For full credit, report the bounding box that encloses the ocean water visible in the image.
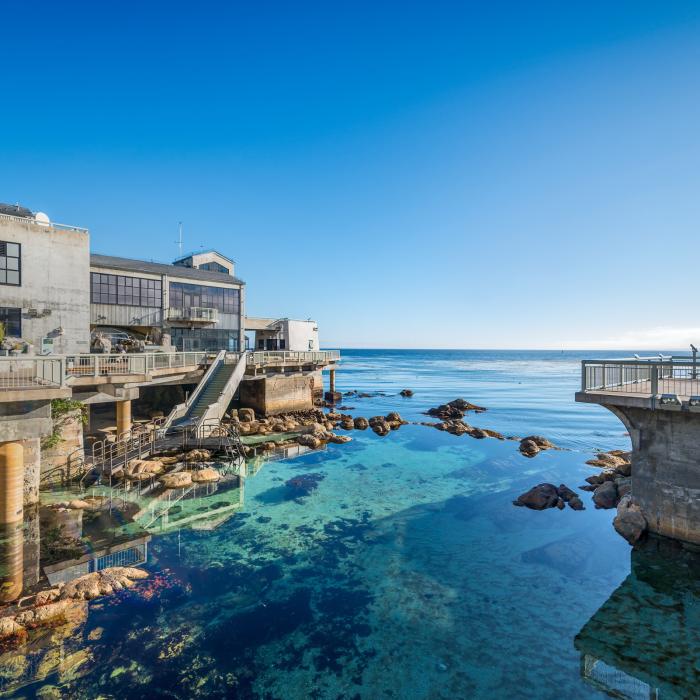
[2,349,698,699]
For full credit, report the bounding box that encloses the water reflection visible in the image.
[0,443,281,695]
[575,536,700,699]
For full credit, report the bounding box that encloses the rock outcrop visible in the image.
[518,436,557,458]
[613,495,648,544]
[426,398,486,421]
[160,472,192,489]
[513,482,584,511]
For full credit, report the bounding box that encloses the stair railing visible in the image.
[161,350,225,432]
[195,351,247,434]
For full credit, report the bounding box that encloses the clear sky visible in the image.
[2,1,699,349]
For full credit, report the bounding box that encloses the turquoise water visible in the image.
[3,349,698,698]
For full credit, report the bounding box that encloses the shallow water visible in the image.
[2,349,698,699]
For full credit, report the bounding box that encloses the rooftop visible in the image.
[91,253,244,285]
[173,249,234,264]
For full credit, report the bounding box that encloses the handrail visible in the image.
[195,351,247,432]
[161,350,226,432]
[247,350,340,365]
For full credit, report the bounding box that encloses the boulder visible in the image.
[297,434,322,449]
[353,417,369,430]
[613,495,648,545]
[593,480,618,509]
[184,449,212,462]
[0,616,26,641]
[329,434,352,444]
[238,408,255,422]
[324,391,342,403]
[59,567,148,601]
[399,389,413,397]
[568,496,585,511]
[557,484,577,502]
[160,472,193,489]
[519,439,540,458]
[385,412,403,423]
[513,483,560,510]
[341,419,354,430]
[191,467,221,483]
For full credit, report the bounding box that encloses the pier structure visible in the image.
[576,354,700,544]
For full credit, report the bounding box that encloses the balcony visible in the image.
[167,306,219,323]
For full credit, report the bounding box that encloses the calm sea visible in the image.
[3,349,697,699]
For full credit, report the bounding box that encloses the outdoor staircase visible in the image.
[163,350,247,434]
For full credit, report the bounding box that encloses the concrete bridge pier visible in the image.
[604,405,700,544]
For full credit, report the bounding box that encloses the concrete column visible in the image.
[0,521,23,603]
[0,441,24,526]
[329,368,336,394]
[116,399,132,436]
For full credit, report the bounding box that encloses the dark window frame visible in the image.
[91,272,162,308]
[0,307,21,336]
[0,241,21,286]
[169,282,240,314]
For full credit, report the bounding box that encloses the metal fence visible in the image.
[65,351,209,377]
[581,356,700,397]
[0,356,65,389]
[247,350,340,365]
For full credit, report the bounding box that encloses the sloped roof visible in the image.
[91,253,244,285]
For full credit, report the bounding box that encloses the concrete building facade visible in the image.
[0,211,90,355]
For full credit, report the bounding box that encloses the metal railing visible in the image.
[65,351,209,378]
[247,350,340,365]
[581,355,700,397]
[167,306,219,323]
[0,356,65,389]
[0,210,88,233]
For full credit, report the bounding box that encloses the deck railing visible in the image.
[581,356,700,397]
[65,351,209,377]
[0,211,88,233]
[247,350,340,365]
[0,356,66,389]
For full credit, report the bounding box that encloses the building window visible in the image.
[199,261,230,274]
[171,328,239,352]
[169,282,240,314]
[91,273,162,307]
[0,307,21,336]
[0,241,21,286]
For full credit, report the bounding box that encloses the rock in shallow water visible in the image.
[592,480,618,509]
[513,483,560,510]
[613,495,648,544]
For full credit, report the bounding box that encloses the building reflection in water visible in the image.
[575,535,700,700]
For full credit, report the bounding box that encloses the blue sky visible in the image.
[2,1,699,348]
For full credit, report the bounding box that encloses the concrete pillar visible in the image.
[329,368,336,394]
[0,521,23,603]
[0,441,24,602]
[0,441,24,526]
[116,399,132,436]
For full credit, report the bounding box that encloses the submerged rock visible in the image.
[285,473,325,497]
[353,417,369,430]
[399,389,414,397]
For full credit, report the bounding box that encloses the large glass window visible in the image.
[169,282,239,314]
[91,273,162,307]
[0,307,21,336]
[0,241,21,286]
[171,328,239,352]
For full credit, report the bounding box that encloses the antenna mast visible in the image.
[177,221,183,257]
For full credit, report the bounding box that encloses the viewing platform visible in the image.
[576,355,700,409]
[576,353,700,545]
[0,349,340,397]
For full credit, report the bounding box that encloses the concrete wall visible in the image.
[41,409,85,476]
[612,405,700,544]
[0,217,90,354]
[239,373,315,415]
